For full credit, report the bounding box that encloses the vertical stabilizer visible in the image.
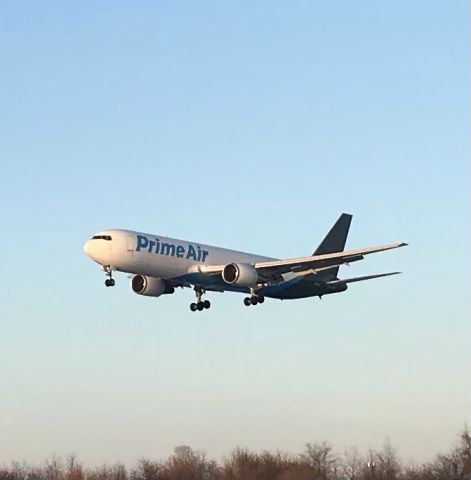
[313,213,352,277]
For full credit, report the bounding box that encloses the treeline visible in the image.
[1,428,469,480]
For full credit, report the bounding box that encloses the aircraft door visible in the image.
[126,235,135,256]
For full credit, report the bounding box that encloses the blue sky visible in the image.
[0,0,468,466]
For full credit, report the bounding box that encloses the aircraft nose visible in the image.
[83,240,93,257]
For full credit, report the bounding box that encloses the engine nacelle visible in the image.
[131,275,175,297]
[222,263,259,287]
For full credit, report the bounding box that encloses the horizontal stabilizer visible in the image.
[327,272,401,285]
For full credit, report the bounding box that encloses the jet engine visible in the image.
[131,275,175,297]
[222,263,259,287]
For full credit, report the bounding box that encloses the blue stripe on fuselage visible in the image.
[174,273,249,293]
[174,271,336,299]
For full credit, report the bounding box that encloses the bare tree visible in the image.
[130,459,162,480]
[87,465,116,480]
[163,445,217,480]
[108,463,128,480]
[300,441,338,480]
[277,460,315,480]
[454,426,471,480]
[45,456,64,480]
[220,447,258,480]
[359,440,401,480]
[340,447,363,480]
[424,427,471,480]
[65,454,84,480]
[375,439,400,480]
[257,451,290,480]
[401,463,429,480]
[8,462,31,480]
[0,470,17,480]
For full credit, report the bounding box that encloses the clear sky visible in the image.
[0,0,469,466]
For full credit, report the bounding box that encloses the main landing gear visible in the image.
[103,266,115,287]
[243,291,265,306]
[190,286,211,312]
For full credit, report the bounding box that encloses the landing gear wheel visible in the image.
[203,300,211,309]
[243,295,265,306]
[190,302,197,312]
[103,266,115,287]
[197,301,204,311]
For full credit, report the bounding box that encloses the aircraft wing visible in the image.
[199,242,407,281]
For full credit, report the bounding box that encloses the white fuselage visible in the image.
[84,229,276,281]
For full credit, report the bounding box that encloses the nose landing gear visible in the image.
[103,266,115,287]
[190,286,211,312]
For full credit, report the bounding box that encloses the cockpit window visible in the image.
[92,235,112,241]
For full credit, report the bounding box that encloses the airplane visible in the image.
[83,213,407,312]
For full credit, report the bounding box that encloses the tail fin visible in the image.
[313,213,352,278]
